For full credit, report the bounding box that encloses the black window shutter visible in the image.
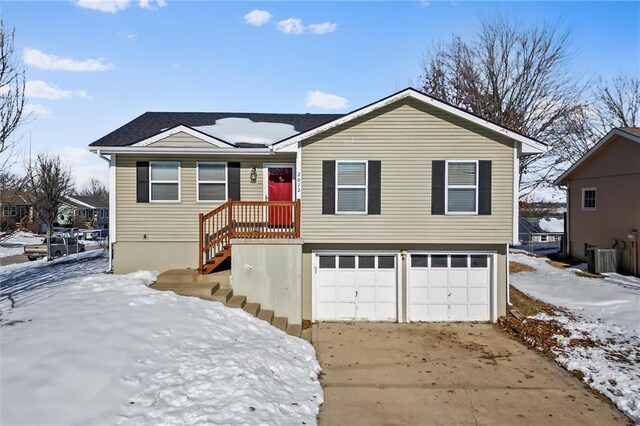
[136,161,149,203]
[431,160,445,215]
[368,160,381,215]
[478,160,492,215]
[322,160,335,214]
[228,162,241,200]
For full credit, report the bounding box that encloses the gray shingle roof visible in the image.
[89,112,344,147]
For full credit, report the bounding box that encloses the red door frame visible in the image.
[265,164,295,227]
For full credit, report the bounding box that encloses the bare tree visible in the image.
[77,178,108,202]
[595,75,640,130]
[420,16,588,195]
[0,19,26,173]
[24,154,73,260]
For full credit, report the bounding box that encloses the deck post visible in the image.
[227,198,233,241]
[295,200,301,237]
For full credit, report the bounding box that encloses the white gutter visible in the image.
[89,146,274,155]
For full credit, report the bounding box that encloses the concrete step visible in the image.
[300,328,312,342]
[257,309,274,324]
[154,282,220,298]
[226,295,247,309]
[211,288,233,303]
[243,302,261,317]
[272,316,288,332]
[208,269,231,288]
[155,269,220,286]
[286,324,302,337]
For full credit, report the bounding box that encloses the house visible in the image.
[518,217,564,243]
[0,191,33,230]
[89,88,547,325]
[555,127,640,277]
[57,196,109,229]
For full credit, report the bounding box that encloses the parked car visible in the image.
[85,229,109,240]
[24,236,85,261]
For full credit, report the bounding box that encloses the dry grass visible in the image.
[508,287,556,317]
[509,261,535,274]
[546,259,570,269]
[575,270,604,279]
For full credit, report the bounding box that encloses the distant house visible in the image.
[58,196,109,229]
[555,127,640,277]
[518,217,564,243]
[0,191,33,230]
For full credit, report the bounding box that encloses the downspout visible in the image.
[96,150,114,272]
[506,245,511,306]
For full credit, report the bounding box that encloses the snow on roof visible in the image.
[538,217,564,233]
[194,118,299,145]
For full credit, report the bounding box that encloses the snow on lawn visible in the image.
[510,252,640,422]
[1,253,323,425]
[510,252,640,331]
[0,231,43,258]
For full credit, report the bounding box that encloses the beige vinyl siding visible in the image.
[115,154,294,242]
[301,98,515,244]
[148,131,222,148]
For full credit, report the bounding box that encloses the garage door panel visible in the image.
[317,303,336,320]
[430,270,448,286]
[410,305,428,322]
[430,287,448,304]
[449,270,469,287]
[377,270,396,286]
[317,270,336,287]
[317,287,336,302]
[358,287,376,302]
[469,270,489,287]
[409,270,428,287]
[376,303,396,320]
[469,305,489,320]
[337,303,356,318]
[449,304,469,320]
[338,286,356,302]
[356,270,376,286]
[469,287,489,304]
[429,305,448,321]
[338,270,356,285]
[449,288,468,304]
[410,287,428,302]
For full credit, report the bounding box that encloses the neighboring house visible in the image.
[519,217,564,244]
[89,88,547,324]
[555,127,640,277]
[58,196,109,229]
[0,191,33,230]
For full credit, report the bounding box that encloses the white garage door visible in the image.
[409,253,491,321]
[315,254,398,321]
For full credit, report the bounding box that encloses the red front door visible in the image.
[267,167,293,226]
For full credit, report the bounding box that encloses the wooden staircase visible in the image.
[152,269,309,340]
[199,199,301,274]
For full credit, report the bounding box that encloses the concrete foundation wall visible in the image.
[231,239,303,324]
[114,241,198,274]
[301,243,507,321]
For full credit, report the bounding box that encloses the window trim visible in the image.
[335,160,368,215]
[581,187,596,211]
[196,161,228,203]
[445,160,478,215]
[149,161,181,203]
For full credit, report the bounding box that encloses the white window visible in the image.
[540,235,548,242]
[150,161,180,202]
[446,161,478,214]
[197,162,227,202]
[336,161,367,214]
[582,188,596,210]
[10,206,16,216]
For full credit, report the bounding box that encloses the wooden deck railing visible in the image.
[199,199,301,270]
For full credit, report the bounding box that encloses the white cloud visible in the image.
[277,18,304,35]
[277,18,338,35]
[421,1,430,7]
[75,0,130,13]
[24,104,52,118]
[305,90,348,110]
[62,146,109,190]
[25,81,72,100]
[74,0,166,13]
[138,0,167,10]
[23,48,113,72]
[244,10,272,26]
[306,22,337,35]
[119,30,138,40]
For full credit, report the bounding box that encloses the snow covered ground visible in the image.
[1,251,323,425]
[510,253,640,422]
[0,231,43,258]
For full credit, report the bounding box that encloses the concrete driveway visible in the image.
[313,323,629,426]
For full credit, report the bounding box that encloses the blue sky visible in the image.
[1,1,639,189]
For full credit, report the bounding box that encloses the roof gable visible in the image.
[273,88,548,154]
[554,128,640,185]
